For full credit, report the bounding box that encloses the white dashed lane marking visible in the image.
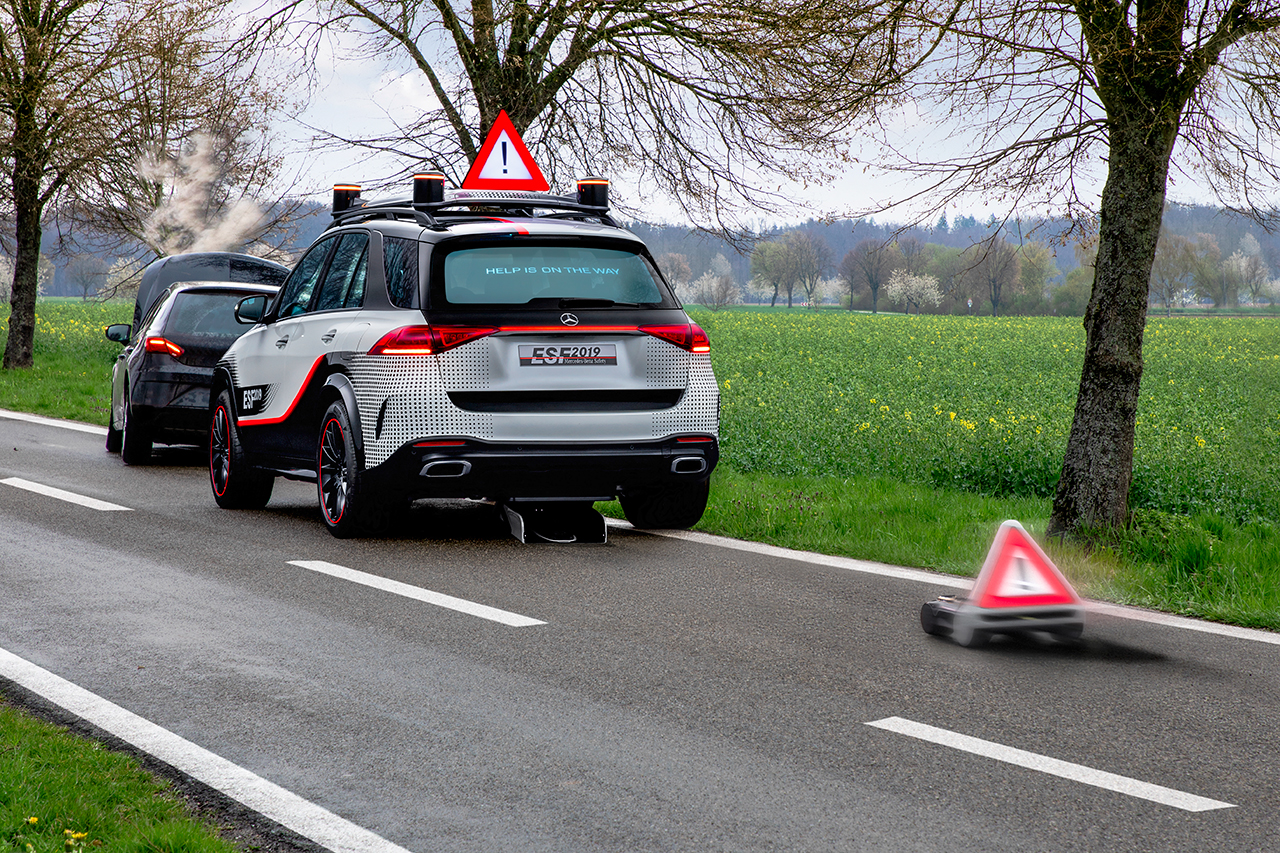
[866,717,1235,812]
[288,560,546,627]
[0,477,131,511]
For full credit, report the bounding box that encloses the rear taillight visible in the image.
[143,336,184,357]
[639,323,711,353]
[367,325,497,355]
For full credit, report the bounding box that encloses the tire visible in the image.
[318,400,371,538]
[620,478,710,530]
[920,602,941,635]
[1053,622,1085,642]
[120,399,152,465]
[952,620,990,649]
[209,390,274,509]
[105,407,122,453]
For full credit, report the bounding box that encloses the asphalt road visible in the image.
[0,411,1277,852]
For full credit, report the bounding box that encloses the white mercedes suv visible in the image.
[208,176,719,538]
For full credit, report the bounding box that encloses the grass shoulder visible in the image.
[0,701,239,853]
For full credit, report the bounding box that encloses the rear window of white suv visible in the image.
[442,245,665,305]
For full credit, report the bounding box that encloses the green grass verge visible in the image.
[0,702,237,853]
[0,300,128,426]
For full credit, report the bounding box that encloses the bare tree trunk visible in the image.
[1047,124,1173,535]
[4,98,42,370]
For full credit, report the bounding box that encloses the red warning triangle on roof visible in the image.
[460,110,549,191]
[968,520,1082,609]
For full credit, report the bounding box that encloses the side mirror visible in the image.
[105,323,130,344]
[235,294,269,324]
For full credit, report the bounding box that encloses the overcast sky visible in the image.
[277,28,1216,231]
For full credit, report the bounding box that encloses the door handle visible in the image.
[275,335,289,348]
[321,329,337,344]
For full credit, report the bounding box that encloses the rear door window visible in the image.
[312,233,369,312]
[440,244,667,306]
[384,236,419,308]
[277,237,335,318]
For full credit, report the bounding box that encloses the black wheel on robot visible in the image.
[920,602,942,635]
[951,619,990,649]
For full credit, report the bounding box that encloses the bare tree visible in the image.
[1018,241,1059,301]
[1230,251,1271,305]
[1188,234,1232,307]
[0,0,158,367]
[786,231,832,307]
[0,0,289,369]
[70,3,301,263]
[248,0,900,227]
[64,254,108,300]
[751,240,793,307]
[849,0,1280,535]
[839,240,899,313]
[656,253,693,299]
[1149,231,1194,315]
[963,238,1021,317]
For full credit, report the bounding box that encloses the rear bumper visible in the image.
[364,435,719,500]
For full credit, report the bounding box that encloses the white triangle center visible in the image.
[477,131,533,182]
[994,548,1056,597]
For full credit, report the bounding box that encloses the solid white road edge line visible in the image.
[0,646,414,853]
[607,520,1280,647]
[866,716,1235,812]
[0,407,107,435]
[288,560,546,627]
[0,477,130,511]
[604,519,970,590]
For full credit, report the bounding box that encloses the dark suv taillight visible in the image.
[143,336,184,357]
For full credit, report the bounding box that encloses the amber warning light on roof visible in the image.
[332,184,362,213]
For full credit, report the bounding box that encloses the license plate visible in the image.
[518,343,617,366]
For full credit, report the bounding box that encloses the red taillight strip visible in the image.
[144,336,184,357]
[675,436,715,443]
[237,355,326,427]
[368,325,498,355]
[497,325,640,334]
[690,324,711,353]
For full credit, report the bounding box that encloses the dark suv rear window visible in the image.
[163,291,260,343]
[441,245,666,306]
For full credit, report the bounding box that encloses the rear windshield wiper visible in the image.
[558,298,640,309]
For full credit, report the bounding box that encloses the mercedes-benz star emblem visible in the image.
[560,312,580,326]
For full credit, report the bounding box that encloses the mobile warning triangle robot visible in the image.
[921,520,1085,647]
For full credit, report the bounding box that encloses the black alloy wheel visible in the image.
[318,400,361,538]
[209,389,273,509]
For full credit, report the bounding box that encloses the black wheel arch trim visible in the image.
[322,372,364,457]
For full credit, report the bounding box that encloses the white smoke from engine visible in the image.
[140,133,266,256]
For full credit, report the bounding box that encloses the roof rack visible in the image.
[328,177,616,230]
